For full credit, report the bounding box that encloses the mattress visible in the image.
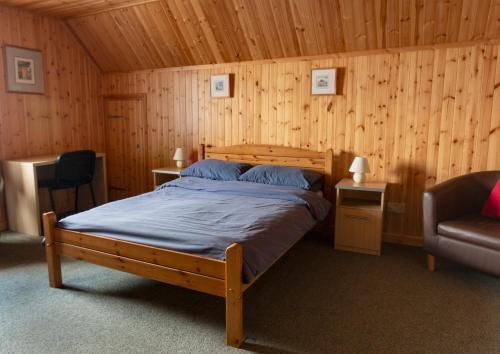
[59,177,331,282]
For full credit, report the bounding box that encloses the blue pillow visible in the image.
[180,159,252,181]
[239,164,323,190]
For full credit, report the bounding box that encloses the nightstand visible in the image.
[152,166,183,189]
[334,178,387,256]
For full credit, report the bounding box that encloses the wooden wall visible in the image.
[102,41,500,245]
[0,6,104,229]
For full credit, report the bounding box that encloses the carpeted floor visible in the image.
[1,232,500,354]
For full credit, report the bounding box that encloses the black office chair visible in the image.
[39,150,97,217]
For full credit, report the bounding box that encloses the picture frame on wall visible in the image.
[3,45,44,94]
[210,74,231,98]
[311,68,336,95]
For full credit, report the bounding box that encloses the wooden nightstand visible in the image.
[152,166,183,189]
[334,178,387,256]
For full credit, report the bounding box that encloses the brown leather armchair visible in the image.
[423,171,500,277]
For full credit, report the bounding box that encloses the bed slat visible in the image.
[55,242,226,297]
[54,229,226,279]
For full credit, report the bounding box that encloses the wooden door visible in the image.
[104,97,148,201]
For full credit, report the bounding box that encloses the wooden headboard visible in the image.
[198,144,333,200]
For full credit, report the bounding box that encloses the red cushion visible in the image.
[481,179,500,220]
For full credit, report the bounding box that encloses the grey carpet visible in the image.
[1,232,500,354]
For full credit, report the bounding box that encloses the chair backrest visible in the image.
[55,150,96,186]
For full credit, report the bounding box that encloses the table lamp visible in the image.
[349,156,370,183]
[173,147,187,168]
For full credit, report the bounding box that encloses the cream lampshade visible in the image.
[349,156,370,183]
[173,147,187,168]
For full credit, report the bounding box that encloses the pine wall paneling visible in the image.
[0,5,104,230]
[102,42,500,245]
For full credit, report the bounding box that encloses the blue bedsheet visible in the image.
[59,177,331,282]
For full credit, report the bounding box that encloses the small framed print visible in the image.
[311,68,336,95]
[210,74,230,98]
[3,45,44,94]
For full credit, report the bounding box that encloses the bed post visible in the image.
[225,243,243,347]
[43,212,62,288]
[198,144,205,161]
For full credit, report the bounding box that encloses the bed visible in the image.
[42,144,333,347]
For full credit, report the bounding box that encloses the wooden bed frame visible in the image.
[42,144,333,347]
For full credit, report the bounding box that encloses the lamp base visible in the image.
[352,172,366,184]
[176,160,185,168]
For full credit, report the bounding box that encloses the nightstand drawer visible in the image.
[335,207,383,255]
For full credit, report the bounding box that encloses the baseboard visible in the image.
[383,232,423,247]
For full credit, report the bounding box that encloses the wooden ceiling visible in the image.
[0,0,158,17]
[3,0,500,72]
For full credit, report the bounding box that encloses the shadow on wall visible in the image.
[387,162,426,236]
[328,150,355,240]
[335,67,347,95]
[334,150,355,183]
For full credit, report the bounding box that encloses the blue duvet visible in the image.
[59,177,331,282]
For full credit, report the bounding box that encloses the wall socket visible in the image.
[387,202,405,214]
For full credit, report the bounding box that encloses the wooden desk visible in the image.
[2,153,108,236]
[152,166,182,189]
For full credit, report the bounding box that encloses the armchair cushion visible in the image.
[481,179,500,220]
[438,214,500,251]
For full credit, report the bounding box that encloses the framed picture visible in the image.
[210,74,230,98]
[311,68,336,95]
[3,45,44,94]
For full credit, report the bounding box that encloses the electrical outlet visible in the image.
[387,202,405,214]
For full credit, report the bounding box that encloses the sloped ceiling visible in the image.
[3,0,500,72]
